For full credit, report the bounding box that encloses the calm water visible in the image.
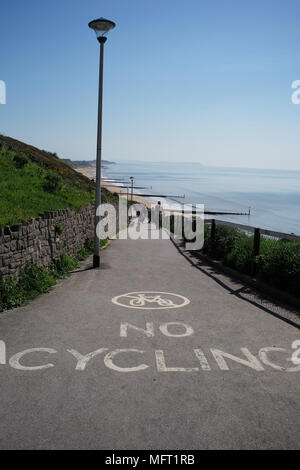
[104,161,300,235]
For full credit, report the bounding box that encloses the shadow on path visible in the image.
[70,260,111,274]
[171,237,300,331]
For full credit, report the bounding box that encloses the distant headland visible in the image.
[61,159,115,169]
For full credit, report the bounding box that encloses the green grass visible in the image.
[0,134,93,188]
[0,238,108,312]
[0,145,95,227]
[0,143,120,227]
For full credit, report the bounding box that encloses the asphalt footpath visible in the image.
[0,222,299,449]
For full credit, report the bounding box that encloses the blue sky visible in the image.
[0,0,300,169]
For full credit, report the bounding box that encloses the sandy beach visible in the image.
[75,166,152,208]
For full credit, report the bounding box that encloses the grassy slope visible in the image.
[0,134,92,188]
[0,135,117,227]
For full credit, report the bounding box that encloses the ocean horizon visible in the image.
[103,161,300,236]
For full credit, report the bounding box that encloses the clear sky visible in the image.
[1,0,300,169]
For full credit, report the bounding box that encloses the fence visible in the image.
[204,219,300,275]
[160,209,300,278]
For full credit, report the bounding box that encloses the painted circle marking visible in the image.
[111,291,190,310]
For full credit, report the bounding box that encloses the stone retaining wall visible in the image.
[0,205,95,278]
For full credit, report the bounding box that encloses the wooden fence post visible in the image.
[159,211,162,230]
[170,214,174,234]
[210,219,216,256]
[252,228,261,276]
[191,205,196,244]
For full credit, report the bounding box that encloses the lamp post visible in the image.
[130,176,134,202]
[88,17,116,268]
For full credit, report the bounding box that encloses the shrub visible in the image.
[42,173,62,193]
[75,238,94,261]
[13,154,28,169]
[256,239,300,296]
[84,238,94,252]
[0,276,25,311]
[19,263,56,299]
[100,238,108,249]
[202,225,245,260]
[55,223,63,235]
[0,237,113,312]
[224,234,253,274]
[199,223,300,299]
[53,252,77,276]
[201,224,211,254]
[0,263,57,312]
[75,238,108,261]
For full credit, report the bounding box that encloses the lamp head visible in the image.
[88,17,116,42]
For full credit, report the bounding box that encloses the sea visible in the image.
[103,161,300,236]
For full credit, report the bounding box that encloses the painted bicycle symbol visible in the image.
[112,291,190,310]
[126,294,176,307]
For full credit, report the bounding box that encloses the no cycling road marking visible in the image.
[1,290,299,373]
[1,327,300,372]
[111,292,190,310]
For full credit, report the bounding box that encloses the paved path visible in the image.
[0,223,299,449]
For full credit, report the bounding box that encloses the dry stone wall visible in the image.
[0,205,95,278]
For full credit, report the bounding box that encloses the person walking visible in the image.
[153,201,162,229]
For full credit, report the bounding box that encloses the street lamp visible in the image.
[88,17,116,268]
[130,176,134,202]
